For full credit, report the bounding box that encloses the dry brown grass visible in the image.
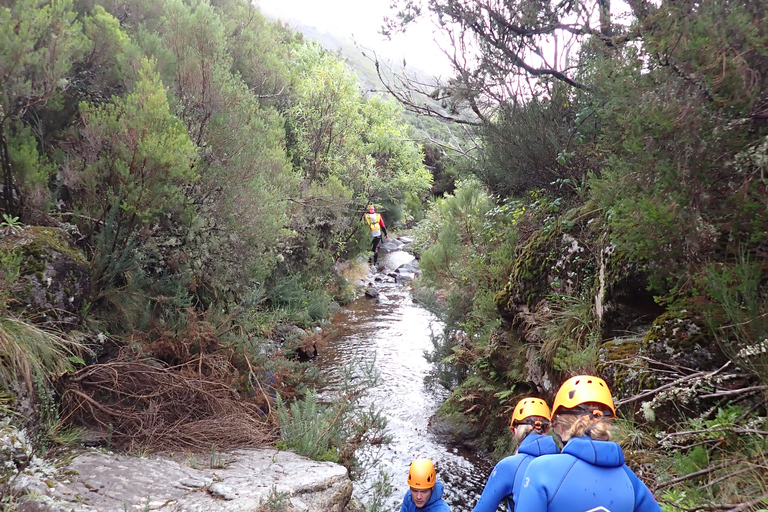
[60,357,277,452]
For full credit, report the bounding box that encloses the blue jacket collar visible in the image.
[562,436,625,467]
[518,433,560,457]
[405,481,445,509]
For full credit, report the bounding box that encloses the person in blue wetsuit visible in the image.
[400,458,451,512]
[515,375,661,512]
[471,397,559,512]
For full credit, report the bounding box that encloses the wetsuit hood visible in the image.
[426,481,445,505]
[517,433,560,457]
[562,435,625,467]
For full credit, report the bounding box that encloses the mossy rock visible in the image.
[2,226,90,328]
[0,226,87,265]
[496,206,604,322]
[496,225,559,318]
[597,337,650,400]
[643,309,727,370]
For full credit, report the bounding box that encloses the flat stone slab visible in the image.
[19,448,352,512]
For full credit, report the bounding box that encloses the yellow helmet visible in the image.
[510,397,551,431]
[552,375,615,417]
[407,458,436,489]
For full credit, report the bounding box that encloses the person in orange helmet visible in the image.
[470,397,558,512]
[516,375,661,512]
[399,458,451,511]
[362,204,387,265]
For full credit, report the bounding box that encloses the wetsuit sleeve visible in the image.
[622,466,662,512]
[379,215,387,237]
[513,460,549,512]
[471,457,523,512]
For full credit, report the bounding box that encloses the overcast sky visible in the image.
[254,0,454,76]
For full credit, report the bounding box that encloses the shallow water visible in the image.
[315,249,496,511]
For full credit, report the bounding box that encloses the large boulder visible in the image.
[1,226,89,328]
[16,448,354,512]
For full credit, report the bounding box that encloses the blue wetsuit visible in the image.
[400,481,451,512]
[471,433,560,512]
[515,436,661,512]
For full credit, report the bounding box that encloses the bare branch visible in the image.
[615,362,732,408]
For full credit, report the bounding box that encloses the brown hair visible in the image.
[553,402,612,441]
[513,415,549,444]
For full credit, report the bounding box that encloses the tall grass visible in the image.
[0,315,87,396]
[536,293,600,373]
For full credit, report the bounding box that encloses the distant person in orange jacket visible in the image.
[363,204,387,265]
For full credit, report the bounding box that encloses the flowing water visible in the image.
[315,249,496,511]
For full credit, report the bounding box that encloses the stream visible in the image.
[315,245,496,511]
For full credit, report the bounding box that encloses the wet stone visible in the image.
[21,448,353,512]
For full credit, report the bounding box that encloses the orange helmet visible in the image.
[552,375,615,417]
[510,397,551,431]
[407,458,436,489]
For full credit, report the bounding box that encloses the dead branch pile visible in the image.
[60,357,278,452]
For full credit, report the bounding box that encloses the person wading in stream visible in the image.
[399,458,451,512]
[470,397,558,512]
[362,204,387,265]
[515,375,661,512]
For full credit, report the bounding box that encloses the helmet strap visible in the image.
[575,404,613,419]
[514,418,550,432]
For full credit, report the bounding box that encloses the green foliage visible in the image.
[415,178,492,287]
[4,122,56,211]
[275,357,390,471]
[364,466,394,512]
[0,214,22,236]
[538,294,601,373]
[704,251,768,385]
[73,58,197,236]
[257,486,291,512]
[656,404,768,508]
[287,41,367,181]
[475,95,576,197]
[143,0,295,300]
[0,0,90,215]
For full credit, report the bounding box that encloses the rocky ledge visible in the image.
[13,448,357,512]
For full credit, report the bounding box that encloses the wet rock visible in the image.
[395,271,415,283]
[20,448,353,512]
[523,345,557,396]
[397,260,420,273]
[378,239,403,253]
[364,287,379,298]
[398,236,414,244]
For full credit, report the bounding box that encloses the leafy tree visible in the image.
[283,41,431,268]
[67,58,197,286]
[79,5,141,102]
[361,96,432,210]
[287,42,368,182]
[0,0,90,216]
[127,0,297,300]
